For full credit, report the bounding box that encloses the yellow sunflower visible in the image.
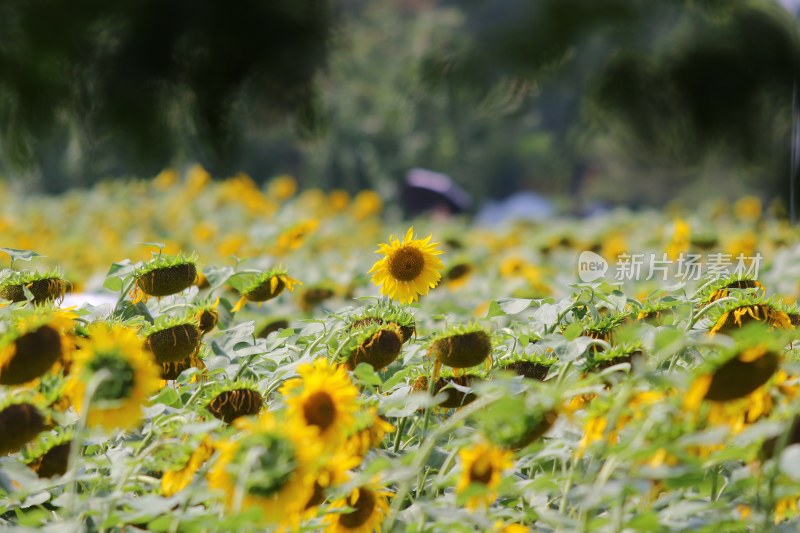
[161,437,214,497]
[369,227,444,304]
[280,359,360,452]
[324,483,392,533]
[66,323,160,431]
[342,408,395,459]
[208,412,321,527]
[456,441,514,510]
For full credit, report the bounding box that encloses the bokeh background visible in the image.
[2,0,800,212]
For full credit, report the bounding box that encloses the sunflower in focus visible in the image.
[208,412,321,526]
[456,440,514,510]
[369,227,444,304]
[280,358,360,452]
[324,482,392,533]
[66,323,160,431]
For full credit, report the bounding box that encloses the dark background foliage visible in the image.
[1,0,799,210]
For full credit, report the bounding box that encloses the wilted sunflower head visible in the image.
[208,412,321,525]
[231,268,301,312]
[280,358,360,451]
[580,312,631,344]
[67,323,160,431]
[205,381,264,424]
[0,269,67,305]
[369,227,444,304]
[23,428,72,478]
[341,323,404,372]
[160,347,206,381]
[696,273,764,306]
[0,309,66,386]
[456,440,514,510]
[142,316,202,364]
[193,298,220,335]
[708,295,792,335]
[636,299,681,325]
[584,343,644,375]
[428,324,493,370]
[497,350,557,381]
[685,327,785,410]
[0,395,50,455]
[347,302,416,343]
[131,253,198,302]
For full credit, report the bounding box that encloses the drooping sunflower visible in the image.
[194,298,221,335]
[584,343,644,376]
[280,358,360,451]
[456,440,514,510]
[580,311,631,346]
[0,396,50,455]
[130,253,198,303]
[23,428,72,478]
[0,269,68,305]
[708,296,792,335]
[497,351,557,381]
[340,323,404,372]
[324,483,392,533]
[428,324,493,371]
[142,316,203,364]
[347,302,416,343]
[160,348,206,381]
[0,309,67,385]
[684,331,783,414]
[66,323,160,431]
[205,381,264,424]
[208,412,321,526]
[369,227,444,304]
[695,273,764,306]
[161,437,214,497]
[231,268,302,313]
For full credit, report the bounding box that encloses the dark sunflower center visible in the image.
[243,433,297,497]
[387,247,424,282]
[446,264,471,281]
[303,391,336,431]
[86,352,135,403]
[338,488,377,529]
[469,460,494,486]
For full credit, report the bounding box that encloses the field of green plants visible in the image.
[2,168,800,532]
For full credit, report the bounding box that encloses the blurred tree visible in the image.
[0,0,331,191]
[426,0,800,206]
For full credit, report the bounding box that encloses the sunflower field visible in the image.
[3,168,800,532]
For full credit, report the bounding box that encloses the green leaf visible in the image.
[353,363,383,387]
[0,248,43,262]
